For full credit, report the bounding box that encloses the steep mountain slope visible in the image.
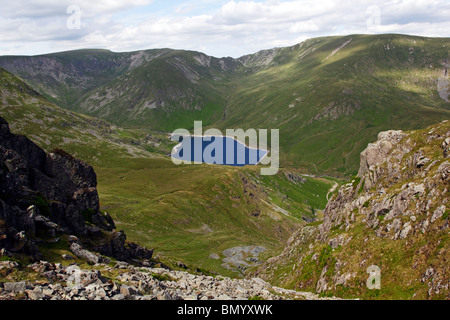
[0,67,166,166]
[0,49,133,109]
[0,49,240,130]
[253,121,449,300]
[0,49,188,110]
[77,51,240,130]
[222,34,450,175]
[1,34,449,175]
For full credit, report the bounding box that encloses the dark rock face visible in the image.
[0,117,98,238]
[32,149,102,236]
[97,230,153,262]
[0,117,152,264]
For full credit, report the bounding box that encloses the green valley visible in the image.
[0,65,335,276]
[0,33,448,295]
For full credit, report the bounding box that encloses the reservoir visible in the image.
[171,135,268,166]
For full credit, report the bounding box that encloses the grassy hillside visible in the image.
[220,34,450,175]
[96,159,334,276]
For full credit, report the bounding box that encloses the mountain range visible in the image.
[1,34,449,175]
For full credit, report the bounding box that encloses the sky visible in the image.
[0,0,449,58]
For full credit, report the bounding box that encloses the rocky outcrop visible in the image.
[284,172,307,185]
[0,116,152,264]
[96,230,154,263]
[255,121,450,300]
[319,122,449,241]
[0,260,341,300]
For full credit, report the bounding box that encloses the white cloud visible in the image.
[0,0,449,57]
[0,0,153,18]
[215,0,337,25]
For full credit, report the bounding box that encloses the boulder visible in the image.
[34,214,64,238]
[97,230,153,263]
[358,130,405,190]
[3,281,27,293]
[26,287,45,300]
[91,211,116,231]
[442,137,450,157]
[431,205,446,223]
[70,243,101,264]
[111,293,125,301]
[120,285,141,297]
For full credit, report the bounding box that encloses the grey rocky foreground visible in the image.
[0,260,340,300]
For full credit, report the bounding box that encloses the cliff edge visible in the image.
[255,120,449,300]
[0,116,153,264]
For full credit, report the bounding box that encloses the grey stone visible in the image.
[68,235,79,243]
[70,243,100,264]
[399,222,412,239]
[0,261,19,270]
[431,205,446,223]
[42,270,56,280]
[111,294,125,300]
[156,290,173,300]
[3,281,26,293]
[96,288,107,299]
[27,287,44,300]
[120,285,141,297]
[42,288,54,296]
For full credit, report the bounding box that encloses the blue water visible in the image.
[171,135,267,166]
